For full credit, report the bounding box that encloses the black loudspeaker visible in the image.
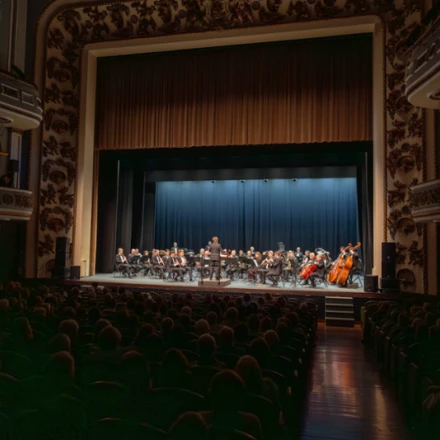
[381,242,397,279]
[380,277,400,292]
[55,237,69,267]
[382,261,397,279]
[70,266,80,280]
[382,242,396,262]
[364,275,379,293]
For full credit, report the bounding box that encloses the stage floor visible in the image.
[66,273,382,299]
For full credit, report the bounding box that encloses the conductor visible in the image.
[208,236,222,281]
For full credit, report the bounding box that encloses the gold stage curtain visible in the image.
[95,35,372,150]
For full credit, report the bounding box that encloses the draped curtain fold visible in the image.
[154,178,359,257]
[95,36,372,149]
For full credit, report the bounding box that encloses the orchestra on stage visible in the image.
[114,239,363,288]
[114,237,363,287]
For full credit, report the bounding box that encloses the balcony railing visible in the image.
[410,179,440,223]
[0,187,33,221]
[0,70,43,131]
[405,9,440,109]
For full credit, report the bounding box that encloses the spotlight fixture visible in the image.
[264,179,268,183]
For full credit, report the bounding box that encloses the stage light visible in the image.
[264,179,268,182]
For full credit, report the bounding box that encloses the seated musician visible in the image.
[348,248,363,283]
[141,250,151,275]
[238,250,244,257]
[226,250,238,280]
[248,246,255,255]
[178,250,193,281]
[169,251,184,281]
[282,250,297,281]
[196,248,210,278]
[115,248,131,277]
[309,254,326,287]
[301,252,316,285]
[248,252,261,281]
[300,250,311,268]
[151,249,166,279]
[294,247,303,264]
[257,251,274,284]
[128,249,142,275]
[267,251,283,286]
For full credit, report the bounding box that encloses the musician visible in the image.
[141,250,151,275]
[348,248,363,283]
[248,252,262,282]
[246,250,252,258]
[300,250,311,268]
[238,250,244,257]
[178,250,193,281]
[169,251,184,281]
[301,252,316,285]
[257,251,274,284]
[294,247,303,264]
[267,251,283,286]
[171,242,179,254]
[226,250,238,279]
[249,246,255,255]
[208,236,222,280]
[115,248,131,277]
[151,249,166,279]
[128,248,142,276]
[282,250,297,282]
[309,254,326,288]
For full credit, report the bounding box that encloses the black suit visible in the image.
[152,254,166,279]
[226,257,238,279]
[115,253,130,276]
[178,256,193,281]
[208,243,222,280]
[309,260,325,287]
[267,258,283,284]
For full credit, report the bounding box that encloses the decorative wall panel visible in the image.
[37,0,426,292]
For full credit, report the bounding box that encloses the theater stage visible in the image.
[65,273,386,300]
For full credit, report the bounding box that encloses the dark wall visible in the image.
[0,220,26,282]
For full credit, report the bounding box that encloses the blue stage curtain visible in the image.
[154,178,359,256]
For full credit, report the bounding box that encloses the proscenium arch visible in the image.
[28,0,427,293]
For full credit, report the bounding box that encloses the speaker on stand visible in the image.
[380,242,400,293]
[364,275,378,293]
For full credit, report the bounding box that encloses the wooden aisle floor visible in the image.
[300,325,415,440]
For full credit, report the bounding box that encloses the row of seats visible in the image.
[0,283,318,439]
[362,298,440,439]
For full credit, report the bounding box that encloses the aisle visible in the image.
[300,325,415,440]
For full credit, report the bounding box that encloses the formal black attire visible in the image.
[208,242,222,280]
[248,258,261,281]
[169,257,184,281]
[267,257,283,285]
[152,254,166,279]
[225,257,238,279]
[309,260,326,287]
[178,256,193,281]
[294,252,303,264]
[115,253,131,276]
[257,258,272,284]
[282,258,298,282]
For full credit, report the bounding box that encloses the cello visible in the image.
[327,243,352,284]
[336,242,362,286]
[299,258,317,280]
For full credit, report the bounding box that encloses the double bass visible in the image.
[327,243,352,284]
[336,242,362,286]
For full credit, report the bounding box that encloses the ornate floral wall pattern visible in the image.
[38,0,426,292]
